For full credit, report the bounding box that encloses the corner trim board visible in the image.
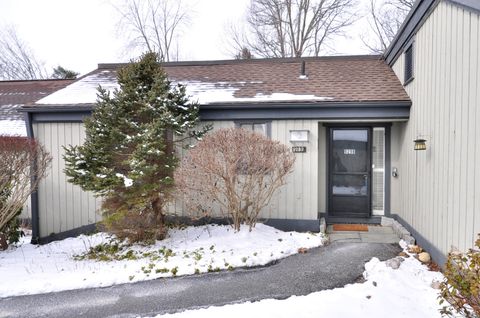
[24,112,40,244]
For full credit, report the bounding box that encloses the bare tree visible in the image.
[175,128,295,231]
[115,0,191,62]
[362,0,415,54]
[0,26,47,80]
[0,136,51,249]
[228,0,357,58]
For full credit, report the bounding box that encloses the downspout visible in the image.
[25,112,40,244]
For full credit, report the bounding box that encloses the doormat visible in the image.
[332,224,369,232]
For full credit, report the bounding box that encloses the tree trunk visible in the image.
[152,197,166,240]
[0,233,8,250]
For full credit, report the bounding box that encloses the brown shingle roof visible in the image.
[33,55,409,107]
[160,56,409,102]
[0,79,73,120]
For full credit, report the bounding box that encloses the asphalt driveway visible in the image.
[0,242,401,318]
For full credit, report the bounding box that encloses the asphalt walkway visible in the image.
[0,242,401,318]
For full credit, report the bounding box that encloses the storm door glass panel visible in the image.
[329,128,371,218]
[372,128,385,214]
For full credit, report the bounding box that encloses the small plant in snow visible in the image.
[192,250,203,261]
[156,268,169,274]
[170,266,178,276]
[439,234,480,317]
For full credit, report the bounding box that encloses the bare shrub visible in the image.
[0,136,51,248]
[175,128,295,231]
[440,235,480,317]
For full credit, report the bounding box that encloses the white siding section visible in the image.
[391,1,480,255]
[34,123,101,237]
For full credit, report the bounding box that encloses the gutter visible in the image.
[21,100,412,113]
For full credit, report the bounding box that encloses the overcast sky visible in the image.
[0,0,371,76]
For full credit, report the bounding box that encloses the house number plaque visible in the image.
[292,146,307,153]
[344,149,356,155]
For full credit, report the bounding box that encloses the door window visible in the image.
[329,128,371,217]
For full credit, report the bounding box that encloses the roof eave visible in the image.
[21,100,411,113]
[384,0,439,65]
[201,100,412,109]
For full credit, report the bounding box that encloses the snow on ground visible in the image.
[0,224,325,298]
[0,120,27,136]
[150,241,445,318]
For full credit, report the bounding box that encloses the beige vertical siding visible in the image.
[267,120,319,220]
[35,118,321,235]
[34,123,101,237]
[391,0,480,255]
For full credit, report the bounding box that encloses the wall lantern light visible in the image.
[290,130,309,142]
[414,138,427,151]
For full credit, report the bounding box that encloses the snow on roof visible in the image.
[0,120,27,136]
[36,76,332,106]
[36,71,120,105]
[182,81,332,104]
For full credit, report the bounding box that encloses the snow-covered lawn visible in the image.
[0,224,325,298]
[152,241,446,318]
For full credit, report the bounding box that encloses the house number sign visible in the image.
[344,149,356,155]
[292,146,307,153]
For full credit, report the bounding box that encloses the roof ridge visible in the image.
[0,79,74,84]
[98,54,384,70]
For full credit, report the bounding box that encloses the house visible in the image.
[20,0,480,265]
[21,56,410,244]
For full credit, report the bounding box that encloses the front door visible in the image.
[328,128,371,218]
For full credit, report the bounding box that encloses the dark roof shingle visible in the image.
[34,55,410,107]
[0,79,73,120]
